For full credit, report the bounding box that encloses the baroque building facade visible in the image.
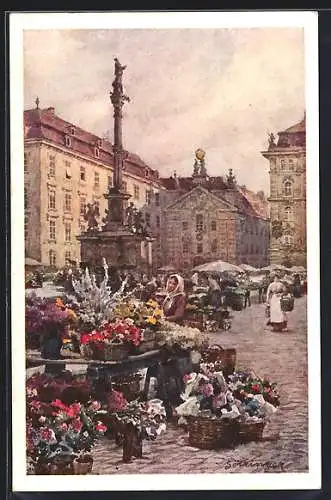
[141,151,269,272]
[261,114,306,266]
[24,104,162,268]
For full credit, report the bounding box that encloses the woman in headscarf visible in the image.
[266,273,288,332]
[162,274,186,323]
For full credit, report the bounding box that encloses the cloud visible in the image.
[23,28,305,193]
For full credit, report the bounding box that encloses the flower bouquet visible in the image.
[25,294,77,357]
[80,319,142,361]
[227,371,280,407]
[26,385,107,475]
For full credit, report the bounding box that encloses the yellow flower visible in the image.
[146,317,157,325]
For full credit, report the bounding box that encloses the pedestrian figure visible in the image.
[266,274,288,332]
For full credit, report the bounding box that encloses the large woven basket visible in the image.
[187,415,237,449]
[236,420,266,443]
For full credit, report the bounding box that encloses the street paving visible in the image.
[91,294,309,474]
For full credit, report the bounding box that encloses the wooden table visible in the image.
[26,349,193,417]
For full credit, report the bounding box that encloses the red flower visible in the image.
[66,402,81,417]
[51,399,69,412]
[80,333,92,345]
[251,384,260,393]
[40,427,55,441]
[95,422,107,433]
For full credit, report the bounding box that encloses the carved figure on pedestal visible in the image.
[268,132,276,149]
[84,203,100,231]
[125,202,136,228]
[133,210,145,235]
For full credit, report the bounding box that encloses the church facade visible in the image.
[261,114,306,266]
[141,150,269,272]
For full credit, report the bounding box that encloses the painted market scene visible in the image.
[24,33,308,476]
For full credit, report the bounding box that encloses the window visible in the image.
[80,197,86,217]
[80,166,86,181]
[122,181,128,193]
[65,161,72,179]
[283,234,294,246]
[145,169,149,178]
[93,198,100,211]
[284,180,292,196]
[197,243,203,254]
[65,251,71,263]
[146,189,151,205]
[80,224,85,234]
[211,239,218,252]
[289,159,294,171]
[156,215,160,229]
[284,206,293,220]
[49,155,56,177]
[145,213,151,225]
[49,219,56,240]
[24,187,28,210]
[94,172,100,188]
[183,221,188,231]
[24,215,28,240]
[250,244,254,254]
[24,153,28,173]
[155,192,160,206]
[49,250,56,267]
[183,239,189,254]
[94,147,100,158]
[70,127,75,136]
[134,185,140,200]
[280,159,285,169]
[65,136,72,147]
[65,222,71,242]
[196,214,203,232]
[48,190,56,210]
[211,220,217,231]
[108,175,112,188]
[64,193,72,212]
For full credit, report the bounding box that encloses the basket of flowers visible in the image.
[80,319,142,361]
[175,366,279,449]
[26,377,107,475]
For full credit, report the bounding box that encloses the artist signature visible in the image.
[224,459,286,471]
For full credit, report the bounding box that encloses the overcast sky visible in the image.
[23,28,305,194]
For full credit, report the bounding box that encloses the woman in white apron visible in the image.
[266,274,288,332]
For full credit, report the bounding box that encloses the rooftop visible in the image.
[24,106,160,183]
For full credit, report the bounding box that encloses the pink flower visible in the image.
[71,418,83,432]
[91,401,101,411]
[67,403,81,418]
[95,422,107,433]
[40,427,56,442]
[58,422,68,432]
[200,383,214,397]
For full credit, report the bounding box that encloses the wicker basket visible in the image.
[112,374,142,401]
[187,415,237,449]
[200,344,237,377]
[93,343,129,361]
[280,295,294,312]
[72,455,93,475]
[236,420,266,443]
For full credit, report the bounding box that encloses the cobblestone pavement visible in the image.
[91,295,308,474]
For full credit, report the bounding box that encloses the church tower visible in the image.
[261,114,306,266]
